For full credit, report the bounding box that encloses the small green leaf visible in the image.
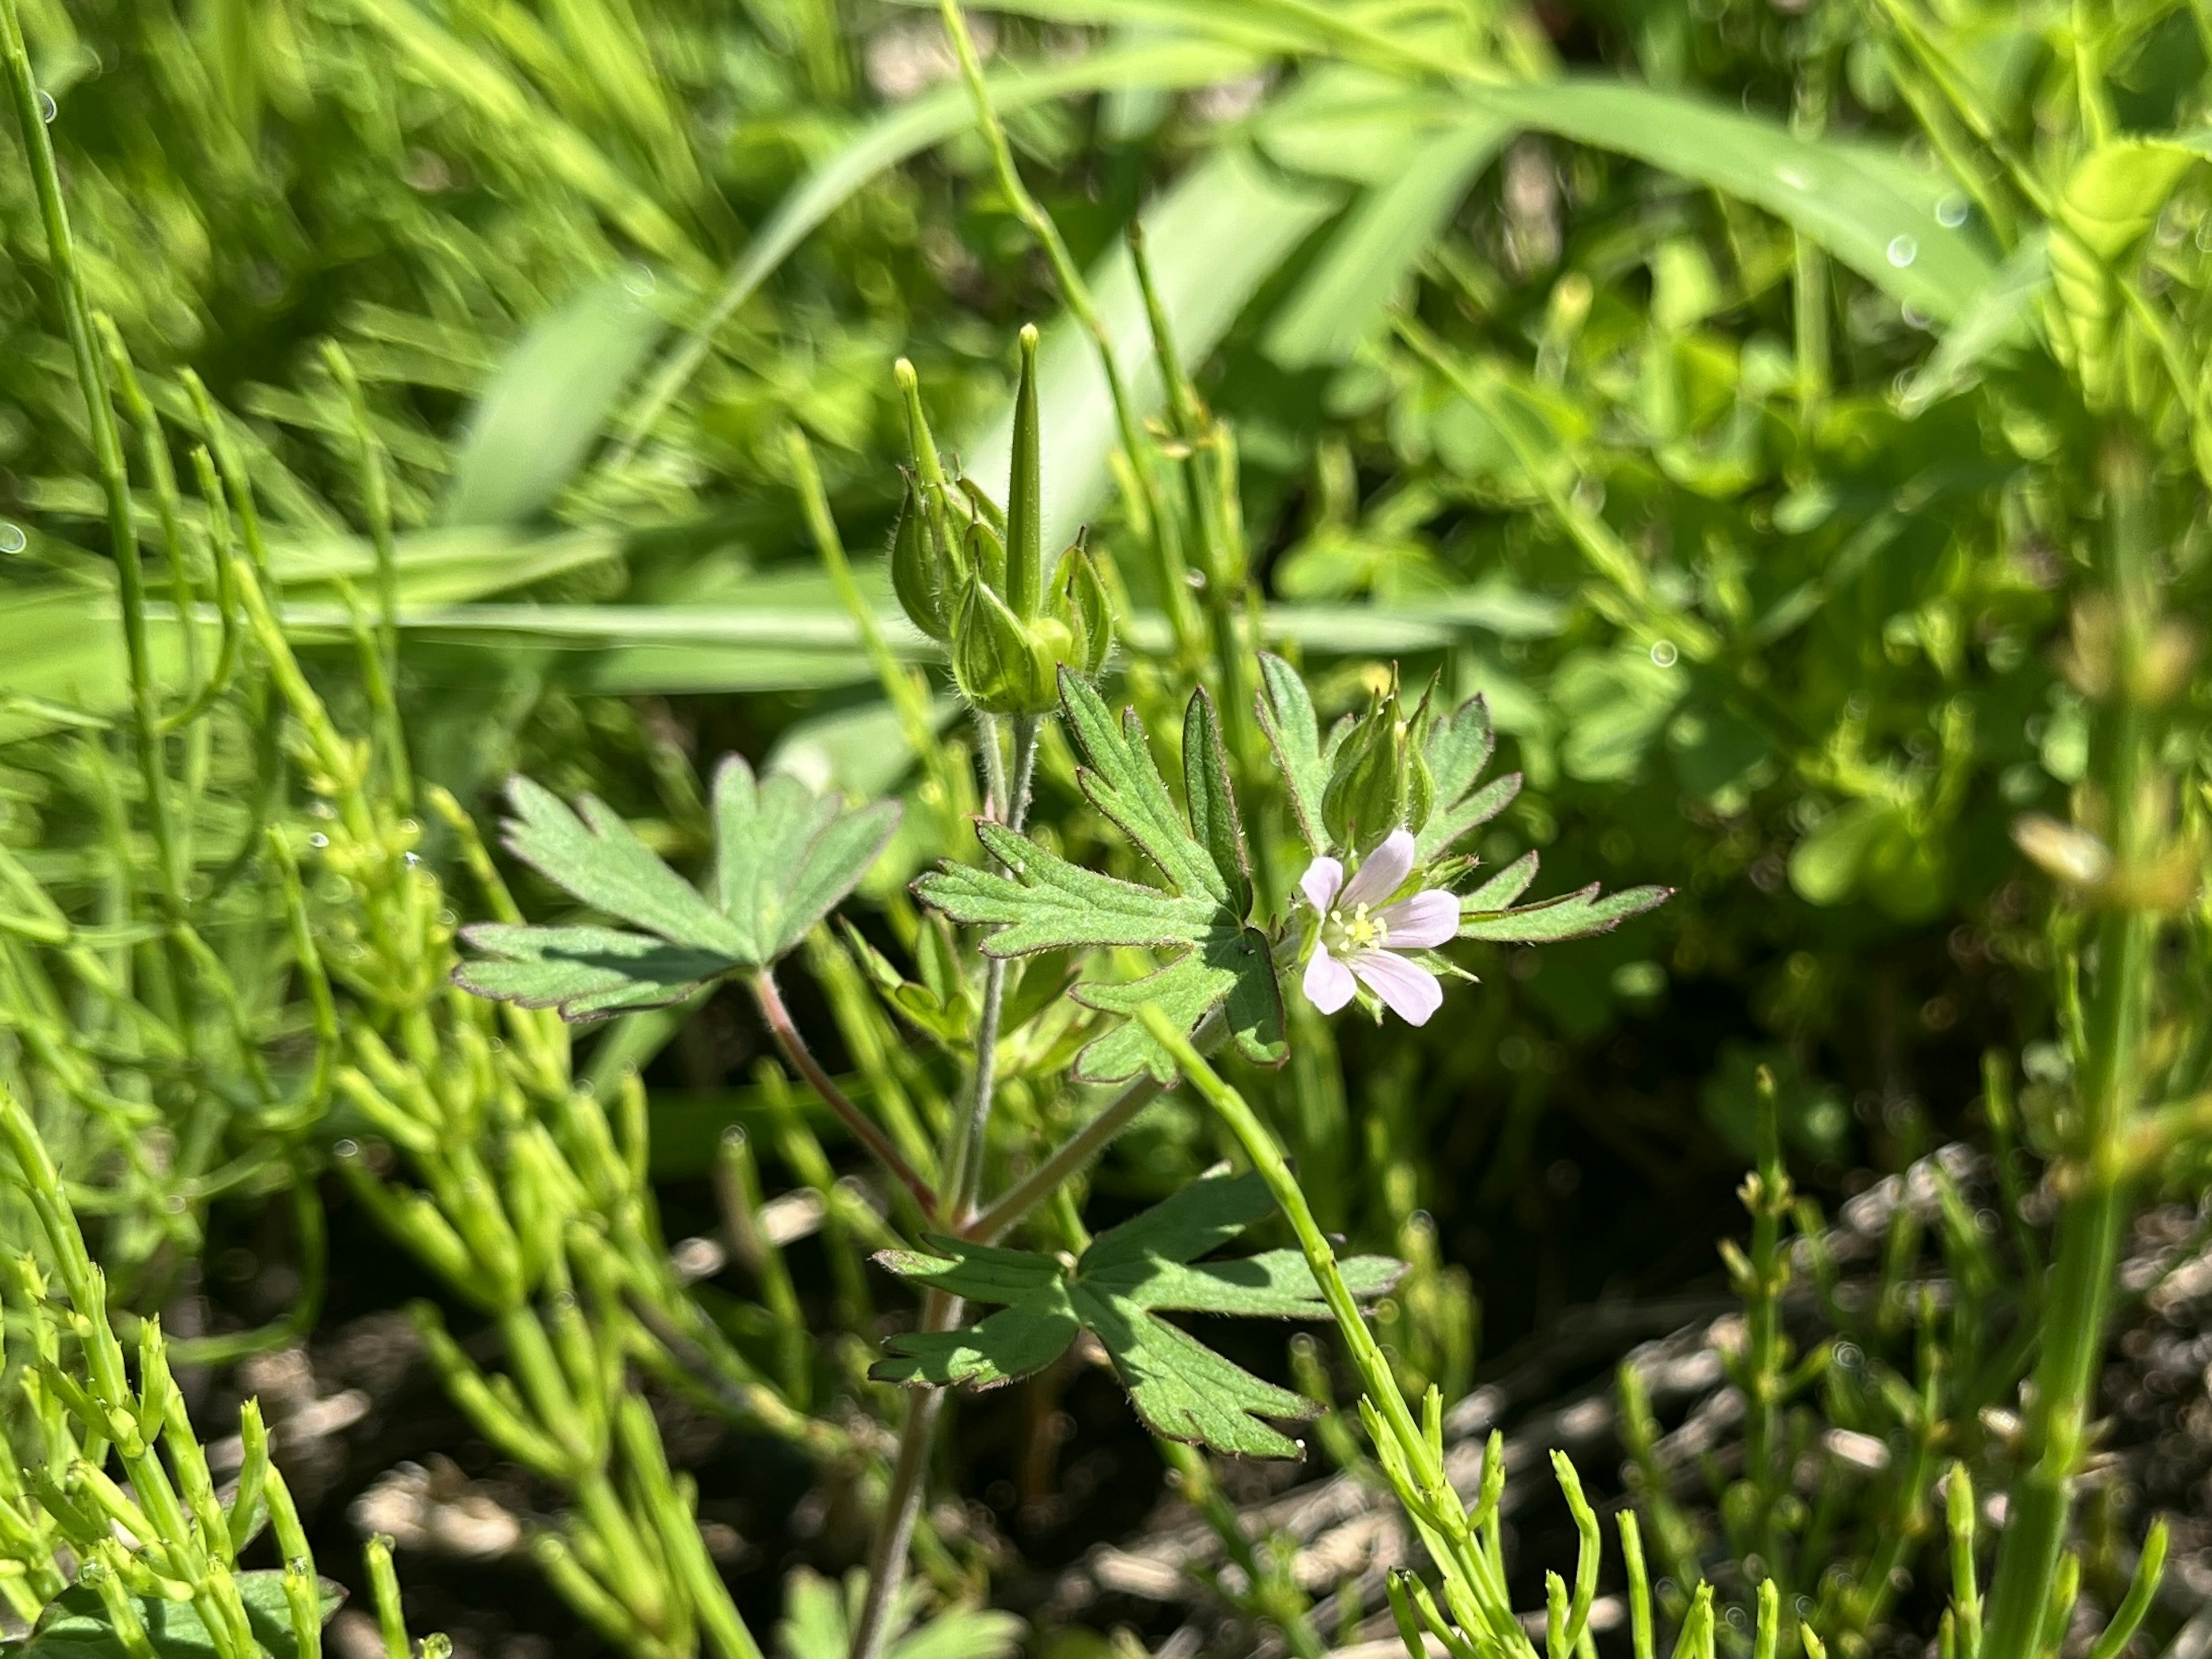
[1415,692,1518,861]
[1182,687,1251,914]
[1787,800,1891,907]
[25,1573,343,1659]
[453,924,730,1020]
[872,1172,1399,1458]
[714,756,903,963]
[1255,652,1331,853]
[773,1566,1024,1659]
[1459,881,1671,944]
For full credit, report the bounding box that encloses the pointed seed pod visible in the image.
[889,473,955,642]
[1007,323,1043,620]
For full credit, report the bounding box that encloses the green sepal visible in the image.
[889,471,956,643]
[952,572,1056,715]
[1054,541,1113,677]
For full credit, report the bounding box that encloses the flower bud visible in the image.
[953,573,1057,715]
[1403,694,1437,835]
[1054,541,1113,678]
[890,472,957,642]
[1322,695,1410,855]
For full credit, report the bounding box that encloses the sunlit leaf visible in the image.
[872,1172,1400,1457]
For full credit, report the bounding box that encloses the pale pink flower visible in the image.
[1298,828,1458,1026]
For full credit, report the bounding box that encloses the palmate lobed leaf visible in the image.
[452,924,730,1021]
[913,673,1283,1084]
[455,760,900,1021]
[871,1173,1400,1458]
[502,775,748,957]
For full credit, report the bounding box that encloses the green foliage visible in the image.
[6,0,2212,1655]
[872,1171,1400,1458]
[20,1575,343,1659]
[915,673,1285,1083]
[455,762,900,1016]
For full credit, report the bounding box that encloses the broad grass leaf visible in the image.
[1466,79,1995,322]
[1902,229,2051,413]
[1267,112,1513,365]
[620,36,1262,451]
[963,147,1340,552]
[872,1172,1397,1458]
[444,275,665,526]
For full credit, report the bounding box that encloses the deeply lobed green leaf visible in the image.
[872,1173,1399,1458]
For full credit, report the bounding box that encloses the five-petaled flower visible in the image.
[1299,828,1458,1026]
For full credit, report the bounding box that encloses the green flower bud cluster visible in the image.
[891,326,1112,715]
[1321,678,1435,856]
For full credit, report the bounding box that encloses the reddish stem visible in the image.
[750,971,936,1216]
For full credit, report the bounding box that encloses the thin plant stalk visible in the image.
[749,970,935,1216]
[0,0,184,920]
[1981,435,2163,1652]
[849,711,1040,1659]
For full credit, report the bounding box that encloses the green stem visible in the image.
[750,971,936,1216]
[1135,1005,1530,1654]
[963,1005,1222,1246]
[0,2,184,919]
[1981,435,2160,1656]
[849,713,1040,1659]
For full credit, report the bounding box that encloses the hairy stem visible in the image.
[850,713,1040,1659]
[750,971,936,1216]
[963,1003,1225,1245]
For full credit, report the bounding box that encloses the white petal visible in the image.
[1340,829,1416,909]
[1377,889,1459,950]
[1300,855,1344,913]
[1352,949,1444,1026]
[1303,945,1356,1014]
